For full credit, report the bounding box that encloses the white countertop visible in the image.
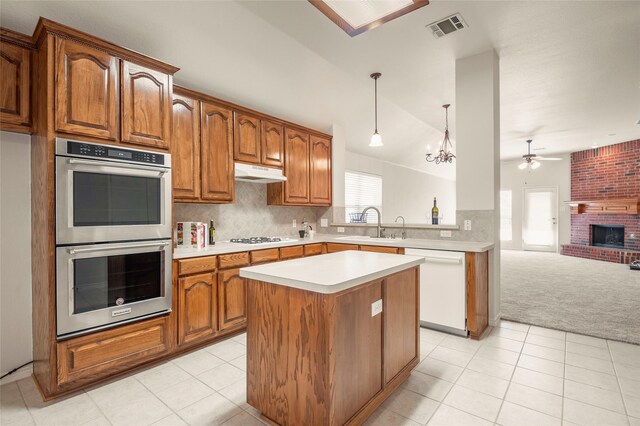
[172,234,494,259]
[239,250,424,294]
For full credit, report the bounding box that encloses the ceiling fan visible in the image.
[518,139,562,170]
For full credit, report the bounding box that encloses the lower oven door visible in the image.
[56,239,172,338]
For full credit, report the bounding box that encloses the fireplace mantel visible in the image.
[565,198,640,215]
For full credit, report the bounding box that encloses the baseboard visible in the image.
[489,311,502,327]
[0,363,33,386]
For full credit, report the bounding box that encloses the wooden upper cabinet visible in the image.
[261,120,284,168]
[54,38,118,140]
[218,268,247,331]
[309,135,331,205]
[283,128,310,204]
[201,101,234,203]
[0,40,31,131]
[121,61,171,149]
[178,272,217,346]
[234,112,261,164]
[172,92,200,200]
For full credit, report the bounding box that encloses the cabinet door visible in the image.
[201,101,234,202]
[172,93,200,200]
[0,41,30,130]
[234,112,260,164]
[261,120,284,168]
[218,268,247,331]
[333,281,383,426]
[284,128,310,204]
[121,61,171,149]
[55,38,118,140]
[178,273,217,346]
[309,135,331,205]
[384,268,418,384]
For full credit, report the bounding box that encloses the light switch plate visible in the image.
[337,227,345,233]
[464,220,472,231]
[440,230,452,238]
[320,218,329,227]
[371,299,383,317]
[292,219,297,228]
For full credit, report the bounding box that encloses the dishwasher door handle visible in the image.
[422,255,463,264]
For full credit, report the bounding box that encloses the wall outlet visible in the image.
[292,219,297,228]
[371,299,383,317]
[337,227,345,233]
[440,230,452,238]
[464,220,472,231]
[320,218,329,228]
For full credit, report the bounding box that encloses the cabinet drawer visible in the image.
[304,243,324,257]
[219,252,250,269]
[57,316,171,385]
[178,256,216,276]
[280,245,304,260]
[250,248,279,264]
[359,245,400,254]
[326,243,358,253]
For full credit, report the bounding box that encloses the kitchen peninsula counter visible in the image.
[173,234,494,259]
[241,251,424,426]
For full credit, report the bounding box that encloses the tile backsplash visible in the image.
[174,182,328,240]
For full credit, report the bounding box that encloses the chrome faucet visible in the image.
[361,206,382,238]
[395,216,407,239]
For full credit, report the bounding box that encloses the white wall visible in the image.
[500,156,571,251]
[345,151,457,224]
[0,131,32,380]
[455,51,501,325]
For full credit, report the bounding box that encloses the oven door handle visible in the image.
[67,158,170,174]
[67,241,170,255]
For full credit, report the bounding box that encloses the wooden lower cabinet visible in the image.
[384,268,419,384]
[304,243,324,256]
[178,272,217,346]
[360,245,400,254]
[218,268,247,331]
[279,245,304,260]
[247,267,419,426]
[326,243,359,253]
[57,316,172,386]
[466,251,489,339]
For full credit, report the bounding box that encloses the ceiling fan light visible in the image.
[531,160,541,169]
[369,131,383,147]
[518,162,528,170]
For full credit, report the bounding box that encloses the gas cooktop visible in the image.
[229,237,292,245]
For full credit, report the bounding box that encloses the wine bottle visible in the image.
[209,220,216,245]
[432,197,439,225]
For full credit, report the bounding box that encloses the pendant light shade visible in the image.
[369,72,382,147]
[370,131,383,147]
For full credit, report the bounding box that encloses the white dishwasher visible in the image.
[405,249,467,336]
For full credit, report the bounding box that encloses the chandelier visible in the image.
[426,104,455,164]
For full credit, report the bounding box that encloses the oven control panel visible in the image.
[67,141,165,165]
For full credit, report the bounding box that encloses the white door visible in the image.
[523,188,558,252]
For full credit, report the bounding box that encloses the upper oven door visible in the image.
[56,155,172,244]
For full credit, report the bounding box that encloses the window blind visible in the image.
[344,170,382,223]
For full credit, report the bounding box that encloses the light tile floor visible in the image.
[2,322,640,426]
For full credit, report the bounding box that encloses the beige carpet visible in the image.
[501,250,640,344]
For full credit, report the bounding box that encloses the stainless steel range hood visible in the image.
[234,162,287,183]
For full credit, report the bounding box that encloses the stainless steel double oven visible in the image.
[55,138,172,338]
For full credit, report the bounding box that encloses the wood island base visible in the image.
[246,266,420,426]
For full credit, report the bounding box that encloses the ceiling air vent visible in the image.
[427,13,468,38]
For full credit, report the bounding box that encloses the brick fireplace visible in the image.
[561,139,640,264]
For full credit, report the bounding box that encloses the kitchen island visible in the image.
[240,250,424,426]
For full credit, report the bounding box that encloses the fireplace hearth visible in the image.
[591,225,624,249]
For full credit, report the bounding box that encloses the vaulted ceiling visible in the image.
[2,1,638,181]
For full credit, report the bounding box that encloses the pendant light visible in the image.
[369,72,383,147]
[426,104,455,164]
